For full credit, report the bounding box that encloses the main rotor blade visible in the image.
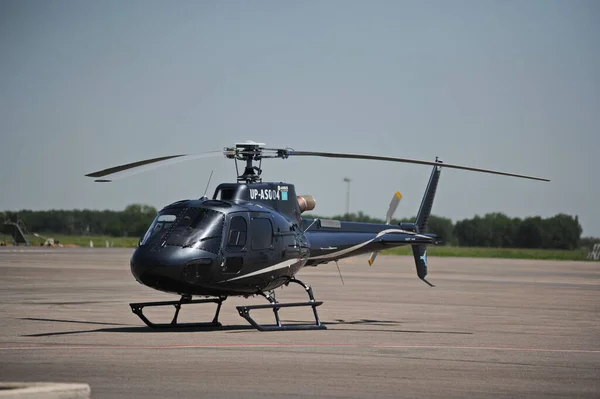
[85,151,223,181]
[287,151,550,182]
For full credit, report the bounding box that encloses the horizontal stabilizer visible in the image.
[373,232,438,245]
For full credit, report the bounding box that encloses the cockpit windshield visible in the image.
[141,207,225,253]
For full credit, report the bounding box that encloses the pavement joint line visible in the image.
[0,344,598,353]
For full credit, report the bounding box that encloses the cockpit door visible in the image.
[222,212,249,275]
[247,212,275,268]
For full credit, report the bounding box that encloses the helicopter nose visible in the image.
[130,246,218,290]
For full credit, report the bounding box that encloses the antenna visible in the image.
[202,170,214,198]
[303,218,319,233]
[335,260,345,285]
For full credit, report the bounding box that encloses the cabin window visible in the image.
[141,213,178,246]
[250,218,273,250]
[227,216,247,250]
[215,187,235,201]
[162,208,224,253]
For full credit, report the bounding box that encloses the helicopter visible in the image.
[85,141,549,331]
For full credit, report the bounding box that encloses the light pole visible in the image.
[343,177,351,216]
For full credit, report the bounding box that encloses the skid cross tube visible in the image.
[236,278,327,331]
[129,296,227,329]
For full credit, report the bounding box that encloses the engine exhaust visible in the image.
[297,195,316,213]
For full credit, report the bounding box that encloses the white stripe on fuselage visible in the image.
[308,228,432,261]
[221,258,302,282]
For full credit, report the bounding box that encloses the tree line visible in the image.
[308,211,587,250]
[1,204,593,250]
[2,204,158,238]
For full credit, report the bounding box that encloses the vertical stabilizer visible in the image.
[411,245,434,287]
[411,158,442,287]
[415,158,443,233]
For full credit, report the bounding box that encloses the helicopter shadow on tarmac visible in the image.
[19,317,255,337]
[19,317,472,337]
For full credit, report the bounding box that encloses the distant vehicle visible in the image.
[33,233,63,247]
[86,141,549,331]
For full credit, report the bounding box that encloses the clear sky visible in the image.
[1,0,599,235]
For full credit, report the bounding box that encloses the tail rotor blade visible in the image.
[385,191,403,224]
[368,251,378,267]
[370,191,403,267]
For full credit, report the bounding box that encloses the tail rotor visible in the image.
[368,191,403,266]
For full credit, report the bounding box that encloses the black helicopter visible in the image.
[85,141,549,331]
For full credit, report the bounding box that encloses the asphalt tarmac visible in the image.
[0,247,598,398]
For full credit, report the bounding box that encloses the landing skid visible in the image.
[129,295,226,329]
[236,278,327,331]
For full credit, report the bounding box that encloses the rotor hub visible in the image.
[223,142,291,184]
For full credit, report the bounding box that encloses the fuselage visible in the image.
[130,183,435,297]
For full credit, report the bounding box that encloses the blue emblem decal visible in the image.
[420,250,427,266]
[281,191,288,201]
